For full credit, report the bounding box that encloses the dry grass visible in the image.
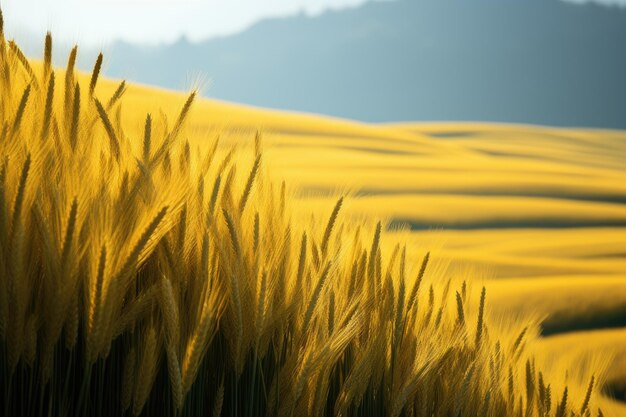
[0,14,613,417]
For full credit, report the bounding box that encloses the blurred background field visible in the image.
[95,77,626,410]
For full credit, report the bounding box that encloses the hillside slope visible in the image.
[98,76,626,411]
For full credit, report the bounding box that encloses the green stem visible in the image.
[248,349,258,417]
[60,351,74,417]
[5,373,13,417]
[75,364,92,415]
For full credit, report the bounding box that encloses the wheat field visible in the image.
[0,12,624,417]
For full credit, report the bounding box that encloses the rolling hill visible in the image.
[110,75,626,411]
[3,2,626,414]
[2,50,624,414]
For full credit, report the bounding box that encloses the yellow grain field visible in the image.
[1,14,624,417]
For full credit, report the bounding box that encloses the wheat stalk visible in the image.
[87,245,107,364]
[165,340,183,410]
[181,302,218,395]
[393,257,406,353]
[64,294,79,349]
[213,379,225,417]
[133,325,159,416]
[121,346,136,411]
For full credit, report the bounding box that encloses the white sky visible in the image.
[1,0,623,46]
[0,0,369,46]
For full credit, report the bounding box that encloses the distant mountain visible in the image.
[25,0,626,128]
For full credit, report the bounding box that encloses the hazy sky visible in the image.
[1,0,624,46]
[1,0,369,46]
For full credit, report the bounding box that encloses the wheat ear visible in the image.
[256,269,268,340]
[60,197,78,269]
[321,197,343,255]
[143,114,152,164]
[223,209,242,258]
[65,46,77,89]
[253,212,260,252]
[94,98,121,161]
[555,386,568,417]
[114,206,168,285]
[159,275,180,344]
[133,326,159,416]
[295,232,307,291]
[511,327,527,354]
[69,83,80,149]
[63,46,77,126]
[302,262,332,334]
[239,154,262,214]
[107,80,127,109]
[41,72,55,141]
[171,91,195,135]
[89,53,103,96]
[475,286,486,346]
[165,341,183,410]
[181,305,217,395]
[455,291,465,326]
[11,84,30,133]
[8,41,38,87]
[43,32,52,80]
[580,376,594,414]
[368,222,382,282]
[209,175,221,214]
[10,154,31,237]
